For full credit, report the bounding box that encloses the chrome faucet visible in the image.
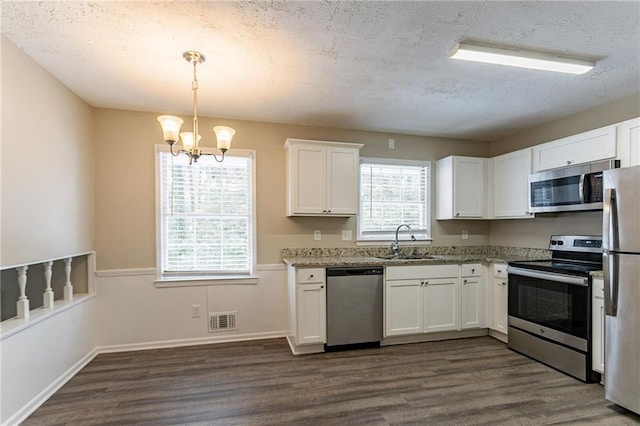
[391,224,416,256]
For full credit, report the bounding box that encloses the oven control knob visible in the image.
[551,240,557,245]
[558,241,564,245]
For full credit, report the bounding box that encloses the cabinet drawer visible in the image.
[386,264,458,280]
[297,268,325,284]
[493,264,508,279]
[461,263,482,277]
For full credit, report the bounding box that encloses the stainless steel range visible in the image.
[507,235,602,383]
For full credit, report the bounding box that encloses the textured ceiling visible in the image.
[2,1,639,141]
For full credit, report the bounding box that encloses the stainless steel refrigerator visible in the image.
[603,164,640,415]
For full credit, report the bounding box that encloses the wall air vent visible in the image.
[208,312,238,332]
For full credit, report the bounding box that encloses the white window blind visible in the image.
[158,151,254,276]
[358,158,430,241]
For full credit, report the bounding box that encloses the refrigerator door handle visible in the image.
[603,188,616,251]
[603,252,618,316]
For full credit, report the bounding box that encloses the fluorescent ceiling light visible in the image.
[449,42,595,75]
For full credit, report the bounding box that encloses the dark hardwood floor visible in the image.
[24,337,640,425]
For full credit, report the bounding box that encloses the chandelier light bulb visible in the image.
[214,126,236,152]
[157,115,183,143]
[179,132,201,151]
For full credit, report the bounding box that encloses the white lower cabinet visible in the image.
[385,279,423,336]
[490,263,509,336]
[423,277,459,333]
[287,267,326,353]
[296,283,326,345]
[385,264,484,337]
[592,277,605,374]
[460,264,485,329]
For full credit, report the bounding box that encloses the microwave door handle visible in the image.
[603,252,618,316]
[579,173,586,204]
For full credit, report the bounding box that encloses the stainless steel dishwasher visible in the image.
[325,266,383,349]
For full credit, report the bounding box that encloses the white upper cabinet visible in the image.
[532,125,617,172]
[491,148,534,219]
[284,139,363,217]
[616,117,640,168]
[436,156,488,220]
[436,156,488,219]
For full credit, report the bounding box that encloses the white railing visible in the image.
[1,252,95,324]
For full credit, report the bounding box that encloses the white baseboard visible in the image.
[3,348,99,426]
[96,330,287,354]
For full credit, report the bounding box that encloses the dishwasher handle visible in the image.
[326,267,383,277]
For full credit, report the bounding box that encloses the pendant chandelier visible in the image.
[157,51,235,164]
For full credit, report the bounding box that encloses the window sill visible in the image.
[154,275,259,288]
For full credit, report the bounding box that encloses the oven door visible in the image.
[507,266,590,352]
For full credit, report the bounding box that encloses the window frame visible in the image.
[154,144,258,286]
[357,157,432,243]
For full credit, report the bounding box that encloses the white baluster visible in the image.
[43,261,54,309]
[16,266,30,319]
[64,257,73,301]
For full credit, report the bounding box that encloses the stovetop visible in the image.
[508,235,603,277]
[508,259,602,277]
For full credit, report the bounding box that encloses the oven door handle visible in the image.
[579,173,586,204]
[506,266,588,286]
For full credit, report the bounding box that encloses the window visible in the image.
[358,158,431,241]
[156,146,256,280]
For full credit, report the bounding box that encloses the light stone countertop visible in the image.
[282,246,551,268]
[591,270,604,279]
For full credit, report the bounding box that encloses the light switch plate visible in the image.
[342,230,352,241]
[462,229,469,240]
[314,230,321,240]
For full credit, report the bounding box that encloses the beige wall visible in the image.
[1,36,94,267]
[489,93,640,248]
[93,109,490,270]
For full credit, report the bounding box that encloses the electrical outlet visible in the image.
[192,304,201,318]
[388,138,395,149]
[342,230,352,241]
[314,230,321,240]
[462,229,469,240]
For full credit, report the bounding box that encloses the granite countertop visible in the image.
[591,270,604,279]
[282,246,551,268]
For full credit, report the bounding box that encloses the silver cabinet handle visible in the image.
[567,160,572,165]
[455,213,460,217]
[463,279,468,284]
[320,285,324,288]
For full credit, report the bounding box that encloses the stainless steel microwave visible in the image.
[528,159,620,213]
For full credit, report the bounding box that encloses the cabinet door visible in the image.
[453,157,486,218]
[423,277,459,333]
[592,278,605,373]
[326,147,359,215]
[385,279,422,336]
[461,277,483,329]
[491,278,508,334]
[296,283,326,345]
[291,145,327,214]
[492,148,534,218]
[532,125,616,172]
[617,117,640,168]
